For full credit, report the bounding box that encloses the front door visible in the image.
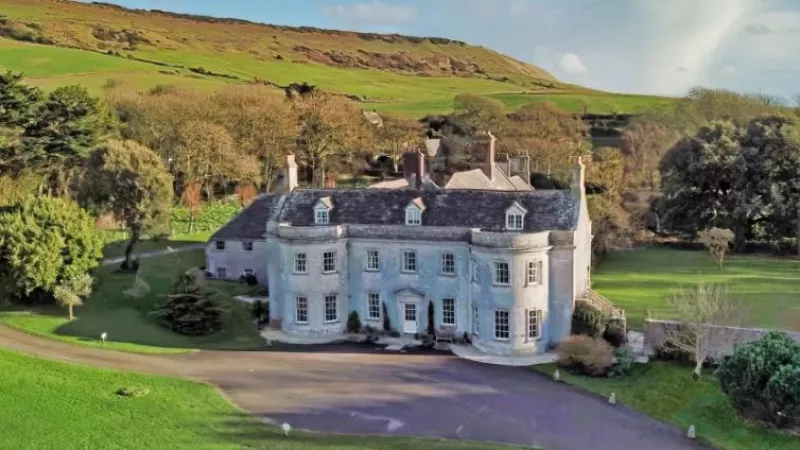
[403,303,417,334]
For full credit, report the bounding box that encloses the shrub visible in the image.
[571,302,608,337]
[716,331,800,430]
[651,340,695,365]
[151,270,223,336]
[382,301,391,332]
[239,273,258,285]
[602,319,627,347]
[557,335,614,377]
[609,346,636,377]
[347,311,362,334]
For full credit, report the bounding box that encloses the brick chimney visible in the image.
[570,155,586,199]
[283,154,298,193]
[402,150,425,189]
[472,131,497,181]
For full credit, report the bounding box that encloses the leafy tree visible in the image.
[0,196,101,301]
[716,331,800,430]
[0,72,43,157]
[53,273,93,320]
[20,85,113,193]
[698,228,734,270]
[663,283,750,379]
[453,94,506,132]
[81,140,173,270]
[376,114,422,170]
[621,117,680,189]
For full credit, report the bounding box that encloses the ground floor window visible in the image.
[494,309,509,340]
[216,267,227,279]
[324,294,338,323]
[527,309,542,340]
[442,298,455,325]
[367,293,381,320]
[296,296,308,324]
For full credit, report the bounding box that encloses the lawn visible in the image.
[534,362,799,450]
[0,250,265,354]
[592,248,800,331]
[0,348,523,450]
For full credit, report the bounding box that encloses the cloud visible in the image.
[744,23,771,35]
[559,53,588,74]
[323,1,417,27]
[721,65,738,75]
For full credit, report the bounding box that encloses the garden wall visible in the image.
[644,319,800,359]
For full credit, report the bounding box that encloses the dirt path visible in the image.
[0,325,707,450]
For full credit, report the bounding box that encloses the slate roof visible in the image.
[276,188,579,232]
[210,194,281,241]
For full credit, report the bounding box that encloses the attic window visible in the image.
[314,196,333,225]
[405,197,425,226]
[505,202,527,231]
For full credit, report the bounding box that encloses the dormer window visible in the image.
[313,196,333,225]
[405,197,425,226]
[505,201,527,231]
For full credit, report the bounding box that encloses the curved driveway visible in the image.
[0,325,705,450]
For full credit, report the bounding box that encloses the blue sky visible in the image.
[97,0,799,100]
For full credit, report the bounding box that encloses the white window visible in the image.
[296,296,308,324]
[493,261,510,285]
[243,269,254,276]
[323,251,336,273]
[494,309,510,340]
[405,207,421,226]
[402,250,417,273]
[216,267,227,278]
[324,294,338,323]
[215,240,225,250]
[441,253,455,275]
[527,260,543,285]
[294,253,307,274]
[442,298,455,325]
[506,212,523,230]
[472,305,479,335]
[366,249,380,271]
[367,293,381,320]
[242,241,253,251]
[527,309,542,340]
[315,208,329,225]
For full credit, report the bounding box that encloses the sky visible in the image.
[95,0,800,100]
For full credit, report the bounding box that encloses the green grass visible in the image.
[1,250,265,354]
[486,92,675,115]
[534,362,799,450]
[592,248,800,330]
[0,348,524,450]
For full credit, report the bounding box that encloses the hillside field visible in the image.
[0,0,674,117]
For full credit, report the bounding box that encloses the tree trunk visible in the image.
[125,227,141,269]
[189,213,195,234]
[68,304,74,321]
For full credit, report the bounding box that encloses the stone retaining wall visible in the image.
[644,319,800,359]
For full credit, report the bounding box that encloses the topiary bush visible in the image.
[609,346,636,377]
[603,319,627,347]
[382,301,391,332]
[571,302,608,337]
[716,331,800,431]
[557,335,614,377]
[347,311,362,333]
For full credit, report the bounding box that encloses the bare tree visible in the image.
[697,228,735,270]
[664,283,750,379]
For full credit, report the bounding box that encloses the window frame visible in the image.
[216,267,227,279]
[365,249,380,272]
[442,298,455,326]
[405,206,421,226]
[527,309,542,340]
[242,241,254,251]
[324,294,339,323]
[526,260,542,286]
[493,261,510,286]
[295,296,309,324]
[494,309,510,341]
[322,250,336,274]
[505,212,523,230]
[215,240,225,250]
[314,207,330,225]
[402,249,418,273]
[367,293,381,321]
[294,252,308,274]
[441,252,455,276]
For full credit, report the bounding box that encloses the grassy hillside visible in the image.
[0,0,674,116]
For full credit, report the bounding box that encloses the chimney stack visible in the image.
[507,154,531,187]
[284,154,298,193]
[570,155,586,199]
[402,150,426,189]
[473,131,497,181]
